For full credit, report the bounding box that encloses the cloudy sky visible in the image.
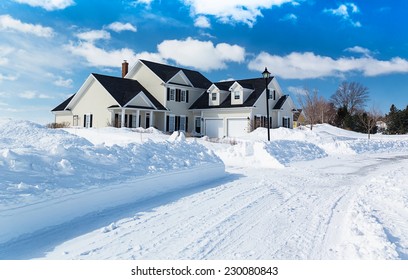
[1,0,407,123]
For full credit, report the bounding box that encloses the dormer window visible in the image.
[234,90,241,100]
[211,92,217,101]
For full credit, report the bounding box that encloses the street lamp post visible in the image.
[262,67,271,141]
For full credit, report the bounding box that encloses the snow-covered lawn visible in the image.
[1,119,407,259]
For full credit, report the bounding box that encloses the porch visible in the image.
[109,106,165,129]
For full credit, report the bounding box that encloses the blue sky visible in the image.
[1,0,407,123]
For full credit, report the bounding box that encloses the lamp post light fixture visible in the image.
[262,67,271,141]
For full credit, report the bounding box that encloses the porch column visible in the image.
[121,108,125,128]
[135,110,140,128]
[149,110,154,127]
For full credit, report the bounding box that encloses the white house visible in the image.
[52,59,297,137]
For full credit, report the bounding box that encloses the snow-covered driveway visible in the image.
[33,152,408,260]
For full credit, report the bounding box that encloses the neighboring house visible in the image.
[52,59,297,137]
[293,109,306,128]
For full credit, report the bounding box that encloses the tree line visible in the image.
[297,81,407,137]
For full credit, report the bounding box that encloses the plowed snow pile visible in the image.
[0,119,224,243]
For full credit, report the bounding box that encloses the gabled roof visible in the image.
[273,95,288,110]
[92,73,165,110]
[52,73,167,113]
[52,94,75,112]
[140,60,212,89]
[190,77,273,110]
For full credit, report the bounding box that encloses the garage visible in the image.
[204,119,223,138]
[227,118,249,138]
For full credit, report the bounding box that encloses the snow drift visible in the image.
[0,119,225,244]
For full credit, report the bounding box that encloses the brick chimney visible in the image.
[122,60,129,78]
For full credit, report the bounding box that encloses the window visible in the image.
[211,92,217,101]
[170,89,175,101]
[283,117,290,128]
[268,89,276,100]
[73,115,78,126]
[181,90,186,102]
[234,90,241,100]
[167,115,175,132]
[179,116,186,131]
[84,114,92,128]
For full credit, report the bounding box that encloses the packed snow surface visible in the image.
[1,119,408,259]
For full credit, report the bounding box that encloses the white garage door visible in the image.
[227,118,248,138]
[205,119,223,138]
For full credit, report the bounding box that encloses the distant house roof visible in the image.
[140,59,212,89]
[190,77,273,110]
[51,73,167,112]
[51,94,75,112]
[273,95,288,110]
[293,109,303,121]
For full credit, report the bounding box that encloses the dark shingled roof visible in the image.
[92,73,167,110]
[141,59,212,89]
[190,77,273,110]
[51,73,167,112]
[273,95,288,110]
[51,93,75,112]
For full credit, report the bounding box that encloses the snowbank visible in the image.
[0,119,225,244]
[212,125,408,168]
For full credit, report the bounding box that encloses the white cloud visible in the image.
[248,51,408,79]
[0,15,54,37]
[76,30,111,42]
[287,86,307,95]
[157,37,245,71]
[13,0,75,11]
[66,37,245,72]
[345,46,372,57]
[107,22,137,33]
[54,76,73,88]
[65,41,164,68]
[280,13,297,23]
[130,0,153,6]
[194,16,211,28]
[0,46,14,65]
[324,3,361,27]
[182,0,297,27]
[19,90,52,99]
[0,73,18,82]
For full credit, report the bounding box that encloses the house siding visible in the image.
[127,63,166,106]
[66,79,117,128]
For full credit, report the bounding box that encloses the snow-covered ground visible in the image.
[1,118,408,259]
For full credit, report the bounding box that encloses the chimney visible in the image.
[122,60,129,78]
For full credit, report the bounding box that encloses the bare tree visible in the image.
[330,81,369,115]
[357,106,382,139]
[297,88,325,130]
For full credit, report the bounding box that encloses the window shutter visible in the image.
[186,90,189,103]
[90,114,93,128]
[83,115,86,127]
[175,116,180,131]
[185,117,188,132]
[176,89,180,102]
[166,115,169,132]
[167,88,170,101]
